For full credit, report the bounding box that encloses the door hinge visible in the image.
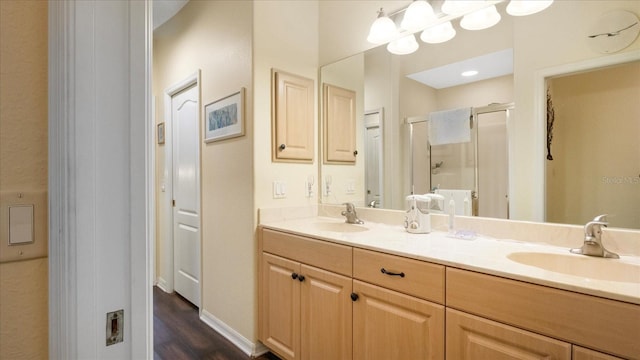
[172,199,175,207]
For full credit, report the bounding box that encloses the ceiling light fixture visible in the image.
[401,0,436,31]
[420,21,457,44]
[461,70,479,77]
[387,34,420,55]
[461,5,501,30]
[367,8,398,45]
[506,0,554,16]
[367,0,554,55]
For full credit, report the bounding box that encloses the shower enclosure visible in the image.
[408,103,512,219]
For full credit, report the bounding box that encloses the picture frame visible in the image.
[204,88,245,143]
[157,122,165,145]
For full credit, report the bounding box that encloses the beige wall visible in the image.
[0,1,49,358]
[253,0,319,211]
[546,62,640,228]
[153,0,255,340]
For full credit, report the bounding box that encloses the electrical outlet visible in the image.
[106,310,124,346]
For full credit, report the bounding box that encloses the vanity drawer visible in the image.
[446,267,640,359]
[261,228,352,276]
[353,248,445,304]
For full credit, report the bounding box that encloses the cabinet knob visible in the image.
[279,144,286,151]
[381,268,405,277]
[350,293,359,301]
[298,275,305,282]
[291,272,298,280]
[353,150,358,156]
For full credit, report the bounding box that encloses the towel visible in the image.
[435,189,472,216]
[428,107,472,146]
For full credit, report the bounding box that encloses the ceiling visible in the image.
[407,48,514,89]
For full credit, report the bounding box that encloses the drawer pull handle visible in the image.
[291,272,298,280]
[381,268,405,277]
[350,293,359,301]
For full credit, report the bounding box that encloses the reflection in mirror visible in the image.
[545,61,640,229]
[319,1,640,230]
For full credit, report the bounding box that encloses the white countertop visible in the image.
[260,216,640,305]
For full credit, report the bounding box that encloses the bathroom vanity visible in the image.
[257,208,640,360]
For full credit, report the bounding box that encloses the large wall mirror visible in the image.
[319,1,640,230]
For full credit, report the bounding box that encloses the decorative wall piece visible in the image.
[587,10,639,54]
[157,122,165,144]
[204,88,245,143]
[546,87,555,161]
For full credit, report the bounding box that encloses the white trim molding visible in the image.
[200,310,269,357]
[48,1,152,358]
[48,2,77,358]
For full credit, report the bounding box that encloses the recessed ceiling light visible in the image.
[461,70,479,77]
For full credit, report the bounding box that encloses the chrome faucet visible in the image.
[342,203,364,224]
[570,214,619,259]
[368,200,379,208]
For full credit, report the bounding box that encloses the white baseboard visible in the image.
[155,277,171,293]
[200,309,269,357]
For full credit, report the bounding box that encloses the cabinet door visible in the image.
[272,70,314,162]
[323,84,356,163]
[300,265,352,360]
[353,280,444,360]
[447,308,571,360]
[573,346,624,360]
[261,253,301,360]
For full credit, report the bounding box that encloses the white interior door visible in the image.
[364,110,383,208]
[172,84,201,307]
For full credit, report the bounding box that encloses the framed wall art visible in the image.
[204,88,245,143]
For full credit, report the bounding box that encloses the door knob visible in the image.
[350,293,359,301]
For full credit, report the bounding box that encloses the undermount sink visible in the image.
[507,252,640,283]
[312,222,369,233]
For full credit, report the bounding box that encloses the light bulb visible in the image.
[387,34,419,55]
[401,0,436,31]
[506,0,553,16]
[420,21,457,44]
[460,5,501,30]
[367,8,398,44]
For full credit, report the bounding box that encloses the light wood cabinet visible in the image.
[447,308,571,360]
[261,253,300,360]
[259,227,640,360]
[323,83,357,164]
[272,70,314,162]
[300,265,352,360]
[260,229,353,360]
[352,280,444,360]
[573,346,625,360]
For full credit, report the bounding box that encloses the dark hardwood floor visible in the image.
[154,286,281,360]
